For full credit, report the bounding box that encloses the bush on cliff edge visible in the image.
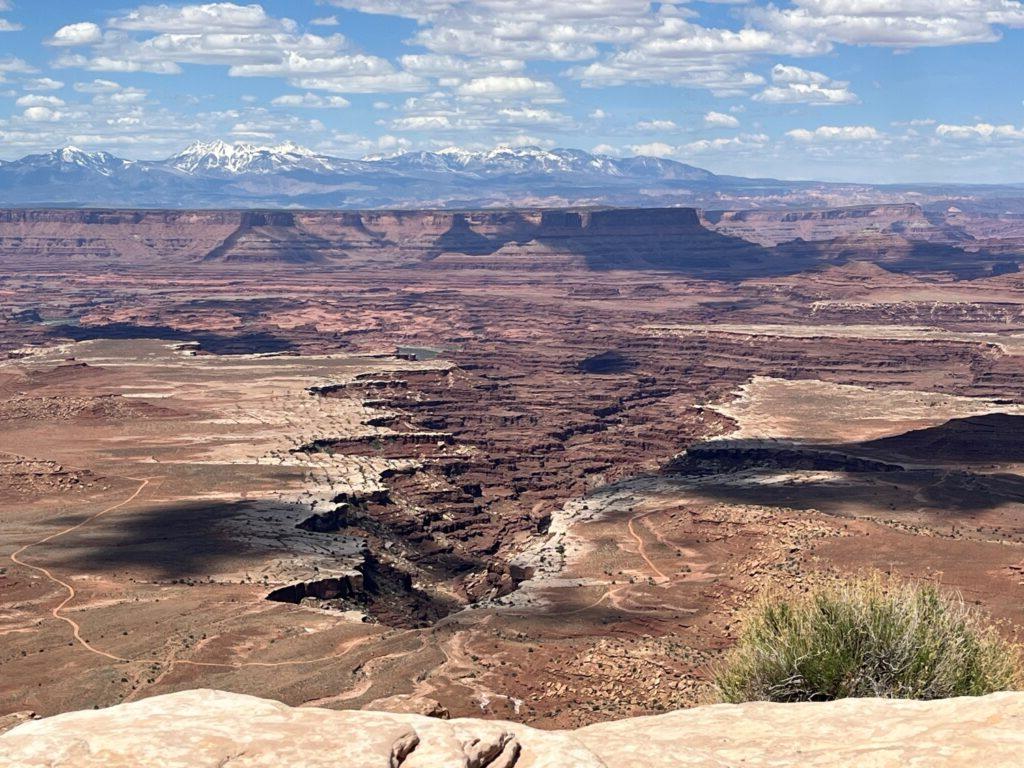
[715,574,1020,703]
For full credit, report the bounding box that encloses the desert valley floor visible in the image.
[3,204,1024,728]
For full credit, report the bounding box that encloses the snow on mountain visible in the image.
[0,139,768,208]
[166,140,347,176]
[15,147,132,177]
[368,145,713,181]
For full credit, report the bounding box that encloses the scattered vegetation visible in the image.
[715,574,1021,703]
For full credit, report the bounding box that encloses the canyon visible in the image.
[3,201,1024,731]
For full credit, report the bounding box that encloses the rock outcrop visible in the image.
[3,688,1023,767]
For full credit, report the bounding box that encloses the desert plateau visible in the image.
[3,203,1024,731]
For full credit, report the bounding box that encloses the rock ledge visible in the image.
[3,689,1023,767]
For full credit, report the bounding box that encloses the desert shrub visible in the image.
[715,574,1020,703]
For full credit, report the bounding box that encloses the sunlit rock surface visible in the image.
[4,688,1024,767]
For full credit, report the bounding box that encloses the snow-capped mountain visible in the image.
[368,145,713,181]
[0,140,991,209]
[167,140,352,176]
[5,147,135,178]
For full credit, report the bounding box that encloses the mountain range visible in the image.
[0,141,1021,211]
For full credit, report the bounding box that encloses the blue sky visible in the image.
[0,1,1022,182]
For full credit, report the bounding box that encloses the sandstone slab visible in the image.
[3,689,1024,767]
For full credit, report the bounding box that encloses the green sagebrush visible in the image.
[715,574,1020,703]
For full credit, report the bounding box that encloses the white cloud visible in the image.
[755,82,859,105]
[74,79,123,94]
[752,0,1024,49]
[288,73,428,93]
[786,125,882,141]
[227,52,427,93]
[271,92,351,108]
[110,3,297,33]
[399,54,524,83]
[573,55,766,96]
[22,106,62,122]
[935,122,1024,140]
[634,119,678,131]
[391,114,452,130]
[51,4,356,81]
[67,56,182,75]
[388,88,571,132]
[455,76,561,102]
[24,77,65,92]
[0,56,35,74]
[628,141,676,157]
[311,15,340,26]
[0,1,20,32]
[769,63,831,85]
[49,22,103,46]
[704,110,740,127]
[753,63,858,105]
[97,87,149,105]
[684,133,770,153]
[496,106,571,126]
[16,94,65,107]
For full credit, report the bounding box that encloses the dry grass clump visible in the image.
[715,574,1020,703]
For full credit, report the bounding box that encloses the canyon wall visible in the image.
[0,205,1012,277]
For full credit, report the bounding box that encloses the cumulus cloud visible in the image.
[769,63,830,85]
[753,63,858,105]
[50,4,359,83]
[24,77,65,91]
[684,133,770,153]
[110,3,296,33]
[73,79,123,94]
[0,0,20,32]
[49,22,103,46]
[786,125,882,141]
[391,114,452,131]
[271,92,351,108]
[634,119,678,131]
[628,141,676,157]
[16,94,65,107]
[935,122,1024,140]
[455,76,561,102]
[751,0,1024,48]
[0,56,35,75]
[387,88,572,133]
[704,110,740,128]
[399,55,524,85]
[22,106,62,122]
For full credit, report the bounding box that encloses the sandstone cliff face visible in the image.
[0,205,1011,277]
[3,688,1023,767]
[704,203,966,247]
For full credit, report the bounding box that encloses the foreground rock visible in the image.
[3,689,1024,767]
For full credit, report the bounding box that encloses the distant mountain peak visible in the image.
[168,140,326,175]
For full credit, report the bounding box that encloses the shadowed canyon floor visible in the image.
[3,205,1024,729]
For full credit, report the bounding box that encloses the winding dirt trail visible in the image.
[8,477,371,671]
[10,477,156,662]
[627,510,669,583]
